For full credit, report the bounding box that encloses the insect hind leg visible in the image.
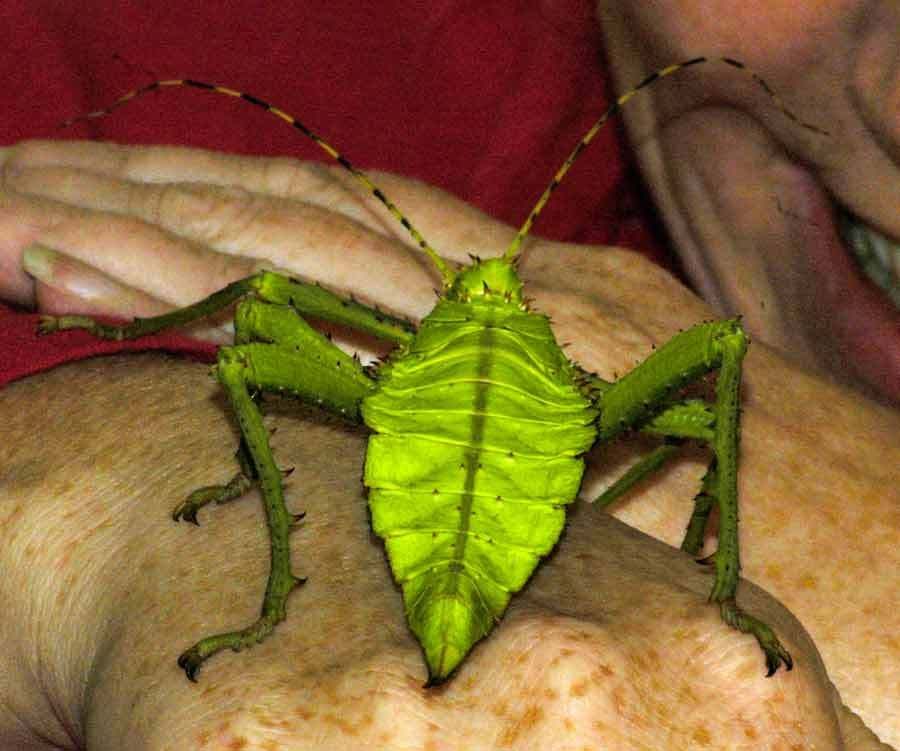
[595,319,792,676]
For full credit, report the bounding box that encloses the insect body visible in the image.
[42,57,820,683]
[364,261,596,681]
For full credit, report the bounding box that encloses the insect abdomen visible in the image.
[361,298,596,682]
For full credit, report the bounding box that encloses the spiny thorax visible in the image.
[373,256,534,383]
[445,257,525,306]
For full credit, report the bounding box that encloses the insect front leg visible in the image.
[594,319,792,676]
[39,269,414,522]
[39,269,415,344]
[178,298,378,680]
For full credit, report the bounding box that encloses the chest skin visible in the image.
[361,294,597,681]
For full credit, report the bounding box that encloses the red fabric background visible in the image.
[0,0,672,386]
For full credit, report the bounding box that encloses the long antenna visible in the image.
[502,56,828,262]
[63,79,457,286]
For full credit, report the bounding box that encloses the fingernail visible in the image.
[22,243,58,283]
[25,246,128,304]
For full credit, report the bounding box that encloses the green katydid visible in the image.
[40,57,825,684]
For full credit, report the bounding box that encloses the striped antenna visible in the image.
[63,79,456,285]
[502,56,828,262]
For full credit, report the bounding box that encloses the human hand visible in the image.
[0,142,896,746]
[0,353,872,751]
[0,139,455,353]
[598,0,900,403]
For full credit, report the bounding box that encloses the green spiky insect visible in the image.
[41,57,824,684]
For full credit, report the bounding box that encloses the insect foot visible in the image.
[719,599,793,676]
[172,472,254,523]
[37,314,125,339]
[177,574,307,681]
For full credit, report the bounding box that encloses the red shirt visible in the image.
[0,0,671,385]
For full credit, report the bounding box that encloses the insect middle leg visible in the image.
[594,319,792,676]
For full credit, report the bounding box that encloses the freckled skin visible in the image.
[2,332,893,748]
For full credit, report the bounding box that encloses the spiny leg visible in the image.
[593,398,715,508]
[178,305,376,680]
[598,399,721,557]
[176,346,303,681]
[703,323,793,676]
[592,398,723,565]
[39,269,415,345]
[587,376,721,544]
[173,434,257,524]
[40,277,398,680]
[40,270,413,525]
[595,319,792,675]
[680,464,717,557]
[593,442,682,509]
[38,275,257,339]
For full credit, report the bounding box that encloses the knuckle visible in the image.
[487,612,630,694]
[3,140,42,174]
[261,159,366,221]
[336,652,436,746]
[147,180,265,251]
[259,157,335,200]
[193,650,436,749]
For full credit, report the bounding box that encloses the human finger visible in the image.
[23,243,232,342]
[3,141,516,263]
[3,140,396,242]
[0,188,258,308]
[0,182,439,325]
[1,143,527,322]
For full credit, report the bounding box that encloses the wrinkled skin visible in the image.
[599,0,900,403]
[0,143,898,749]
